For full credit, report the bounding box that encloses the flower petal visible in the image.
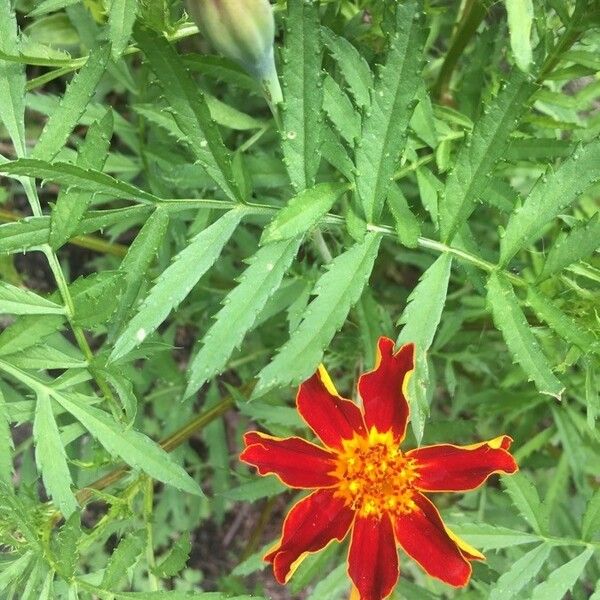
[265,489,354,583]
[407,436,518,492]
[394,493,472,587]
[241,431,338,488]
[358,338,414,441]
[297,365,366,449]
[348,513,399,600]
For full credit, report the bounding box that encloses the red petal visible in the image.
[265,489,354,583]
[358,338,414,441]
[241,432,338,488]
[297,365,366,449]
[394,493,472,587]
[348,513,399,600]
[407,436,518,492]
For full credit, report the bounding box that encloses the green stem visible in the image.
[432,0,487,104]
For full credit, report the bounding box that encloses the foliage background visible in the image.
[0,0,599,598]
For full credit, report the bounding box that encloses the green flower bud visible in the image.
[187,0,282,103]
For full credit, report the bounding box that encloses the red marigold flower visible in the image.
[240,337,518,600]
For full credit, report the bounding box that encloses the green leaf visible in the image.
[222,477,285,502]
[500,139,600,264]
[185,237,301,398]
[109,0,138,59]
[502,472,549,535]
[111,207,170,336]
[582,488,600,541]
[51,391,202,496]
[490,543,552,600]
[526,287,597,351]
[110,209,245,362]
[530,547,593,600]
[0,552,33,594]
[31,44,110,161]
[397,254,452,442]
[71,271,125,328]
[255,232,382,395]
[448,522,540,550]
[540,213,600,279]
[55,512,81,579]
[321,27,372,108]
[134,26,240,201]
[0,158,160,203]
[354,0,424,221]
[262,182,348,244]
[33,390,78,517]
[439,70,535,242]
[101,530,146,589]
[0,0,26,156]
[0,386,14,484]
[281,0,323,192]
[0,281,65,315]
[152,532,191,578]
[585,357,598,429]
[387,185,421,248]
[487,272,564,398]
[0,316,63,357]
[28,0,81,17]
[111,593,258,600]
[505,0,534,72]
[49,109,114,249]
[322,74,361,145]
[0,216,50,254]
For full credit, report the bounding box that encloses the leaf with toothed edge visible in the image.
[354,0,426,222]
[110,209,245,363]
[397,253,452,443]
[31,44,111,162]
[254,232,382,396]
[439,70,535,243]
[281,0,323,192]
[487,272,564,398]
[500,138,600,265]
[185,236,302,399]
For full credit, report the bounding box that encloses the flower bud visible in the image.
[187,0,281,103]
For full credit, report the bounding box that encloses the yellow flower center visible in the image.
[332,428,418,518]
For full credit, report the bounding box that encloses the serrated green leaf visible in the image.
[582,488,600,541]
[111,207,170,336]
[6,341,86,370]
[387,185,420,248]
[0,386,14,485]
[52,391,202,496]
[152,531,191,578]
[487,272,564,398]
[502,472,548,535]
[321,27,372,108]
[281,0,323,192]
[70,271,125,328]
[526,287,597,351]
[322,75,360,144]
[540,213,600,279]
[0,0,26,156]
[255,232,381,395]
[530,547,593,600]
[28,0,81,17]
[0,158,159,203]
[585,357,598,429]
[55,512,81,580]
[448,523,541,550]
[0,552,33,594]
[109,0,138,59]
[490,543,552,600]
[102,369,137,424]
[185,237,301,397]
[33,390,78,517]
[0,281,65,315]
[500,139,600,264]
[111,209,245,362]
[262,182,348,244]
[0,315,63,357]
[439,70,535,242]
[101,530,146,589]
[354,0,424,221]
[397,254,452,442]
[49,109,113,249]
[0,216,50,254]
[31,44,110,161]
[134,26,240,201]
[506,0,534,72]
